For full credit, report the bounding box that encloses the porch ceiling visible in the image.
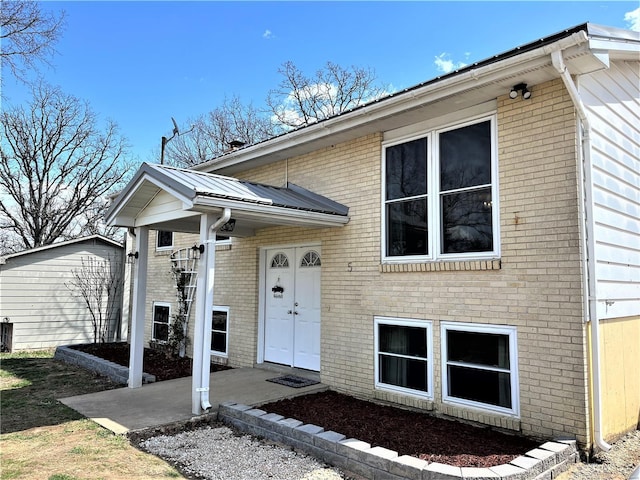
[105,163,349,235]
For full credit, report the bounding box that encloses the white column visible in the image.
[128,226,149,388]
[192,214,216,414]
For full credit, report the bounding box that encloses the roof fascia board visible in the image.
[191,196,349,226]
[195,31,590,174]
[2,234,123,261]
[105,170,196,225]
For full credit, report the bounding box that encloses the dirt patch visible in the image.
[261,390,539,468]
[71,342,230,381]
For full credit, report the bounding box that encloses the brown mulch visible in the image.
[71,342,230,381]
[73,342,540,468]
[261,390,540,468]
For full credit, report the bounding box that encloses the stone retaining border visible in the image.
[219,402,579,480]
[54,345,156,385]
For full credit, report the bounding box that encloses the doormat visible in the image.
[266,375,319,388]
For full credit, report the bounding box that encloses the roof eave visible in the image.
[193,30,595,175]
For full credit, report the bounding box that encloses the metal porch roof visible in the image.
[105,163,349,232]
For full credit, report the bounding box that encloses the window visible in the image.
[374,317,433,398]
[156,230,173,250]
[383,116,498,262]
[152,302,171,342]
[441,322,519,416]
[270,252,289,268]
[300,250,321,267]
[211,306,229,356]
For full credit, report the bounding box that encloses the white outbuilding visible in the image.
[0,235,125,351]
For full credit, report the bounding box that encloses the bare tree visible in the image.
[165,96,278,167]
[0,0,66,82]
[0,82,130,254]
[67,254,124,344]
[266,61,389,129]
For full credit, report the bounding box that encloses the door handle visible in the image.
[288,310,293,314]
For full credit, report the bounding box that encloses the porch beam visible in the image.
[128,226,149,388]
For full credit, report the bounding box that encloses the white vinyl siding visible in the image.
[0,238,124,351]
[580,60,640,319]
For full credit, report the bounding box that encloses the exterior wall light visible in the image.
[510,83,531,100]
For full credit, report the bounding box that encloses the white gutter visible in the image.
[198,207,231,411]
[551,50,611,452]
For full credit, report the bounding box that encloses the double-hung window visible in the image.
[374,317,433,398]
[383,116,498,262]
[156,230,173,251]
[211,306,229,356]
[152,302,171,342]
[441,322,519,416]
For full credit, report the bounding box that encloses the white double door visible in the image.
[264,246,321,371]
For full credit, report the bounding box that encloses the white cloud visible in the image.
[624,8,640,32]
[434,53,468,74]
[263,29,273,39]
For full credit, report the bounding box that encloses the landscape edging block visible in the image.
[489,462,528,480]
[314,430,346,452]
[336,438,372,462]
[424,462,463,479]
[388,454,427,480]
[460,466,500,478]
[366,446,399,471]
[54,345,155,384]
[219,403,574,480]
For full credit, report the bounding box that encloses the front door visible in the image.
[264,246,321,371]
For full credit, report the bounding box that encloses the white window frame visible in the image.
[151,302,171,343]
[374,316,433,399]
[156,230,174,251]
[381,114,500,263]
[441,322,519,417]
[211,305,229,357]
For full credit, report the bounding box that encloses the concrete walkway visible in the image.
[59,367,326,434]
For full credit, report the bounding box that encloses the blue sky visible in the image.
[3,1,639,164]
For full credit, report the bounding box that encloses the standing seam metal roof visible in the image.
[146,164,348,216]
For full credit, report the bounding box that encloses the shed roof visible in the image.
[1,235,123,264]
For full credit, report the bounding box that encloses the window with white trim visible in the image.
[211,306,229,356]
[156,230,173,250]
[383,116,498,262]
[152,302,171,342]
[441,322,519,416]
[374,317,433,398]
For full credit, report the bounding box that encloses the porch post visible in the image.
[128,226,149,388]
[192,213,217,414]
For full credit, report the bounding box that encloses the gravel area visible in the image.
[557,430,640,480]
[140,424,349,480]
[140,423,639,480]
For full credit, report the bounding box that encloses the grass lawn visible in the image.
[1,350,183,480]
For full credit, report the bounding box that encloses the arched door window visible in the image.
[270,252,289,268]
[300,250,321,267]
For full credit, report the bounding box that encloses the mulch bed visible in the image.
[71,342,230,382]
[74,342,540,468]
[261,390,540,468]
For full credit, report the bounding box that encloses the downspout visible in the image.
[199,208,231,411]
[551,50,611,452]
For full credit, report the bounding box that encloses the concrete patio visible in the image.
[59,367,326,434]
